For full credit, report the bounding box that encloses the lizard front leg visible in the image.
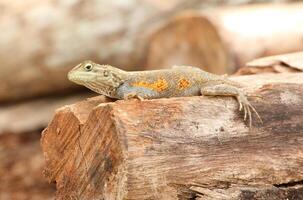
[200,84,262,127]
[123,91,145,101]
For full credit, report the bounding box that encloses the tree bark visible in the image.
[41,73,303,200]
[145,3,303,74]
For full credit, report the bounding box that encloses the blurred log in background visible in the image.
[145,3,303,73]
[0,0,303,199]
[1,1,303,103]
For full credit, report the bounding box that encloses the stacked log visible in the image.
[2,2,303,102]
[1,1,303,199]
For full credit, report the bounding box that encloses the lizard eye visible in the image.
[103,70,109,77]
[84,64,93,71]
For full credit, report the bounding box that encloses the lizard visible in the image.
[68,60,262,127]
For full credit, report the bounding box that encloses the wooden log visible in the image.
[145,3,303,74]
[0,92,94,135]
[41,73,303,200]
[0,132,55,199]
[236,51,303,75]
[0,0,203,103]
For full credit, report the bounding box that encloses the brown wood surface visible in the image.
[0,132,56,200]
[41,73,303,200]
[145,3,303,74]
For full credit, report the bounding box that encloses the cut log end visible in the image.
[41,73,303,200]
[145,12,234,74]
[145,4,303,74]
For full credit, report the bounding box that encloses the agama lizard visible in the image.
[68,60,261,127]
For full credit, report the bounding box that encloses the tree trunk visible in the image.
[41,73,303,200]
[145,3,303,74]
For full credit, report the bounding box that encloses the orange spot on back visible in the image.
[132,78,168,92]
[178,78,190,90]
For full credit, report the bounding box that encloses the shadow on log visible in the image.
[41,73,303,200]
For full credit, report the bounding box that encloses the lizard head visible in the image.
[68,60,127,96]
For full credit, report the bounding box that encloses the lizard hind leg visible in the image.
[200,84,262,127]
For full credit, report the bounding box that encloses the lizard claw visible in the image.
[239,101,243,111]
[124,92,144,101]
[248,103,263,124]
[243,104,247,121]
[237,94,262,127]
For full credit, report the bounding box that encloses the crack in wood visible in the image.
[273,180,303,188]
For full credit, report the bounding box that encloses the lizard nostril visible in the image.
[68,72,76,81]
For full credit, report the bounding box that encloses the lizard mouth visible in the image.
[68,71,95,84]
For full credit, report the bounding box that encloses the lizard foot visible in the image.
[123,92,144,101]
[237,93,262,127]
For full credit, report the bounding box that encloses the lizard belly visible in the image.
[116,82,159,99]
[116,81,201,99]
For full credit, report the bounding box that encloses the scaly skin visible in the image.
[68,60,262,127]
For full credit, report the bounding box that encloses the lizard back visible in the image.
[115,67,228,99]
